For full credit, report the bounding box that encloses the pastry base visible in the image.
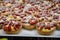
[0,26,2,29]
[36,27,56,35]
[22,23,35,30]
[3,26,22,34]
[56,25,60,30]
[4,28,21,34]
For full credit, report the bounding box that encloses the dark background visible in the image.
[0,36,60,40]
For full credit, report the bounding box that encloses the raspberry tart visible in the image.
[22,15,39,30]
[3,20,22,34]
[36,21,56,35]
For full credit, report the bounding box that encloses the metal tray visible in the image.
[0,29,60,38]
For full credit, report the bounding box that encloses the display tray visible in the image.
[0,0,60,38]
[0,29,60,38]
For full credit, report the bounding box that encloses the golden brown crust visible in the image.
[56,26,60,30]
[0,24,3,29]
[36,27,56,35]
[4,29,21,34]
[4,27,22,34]
[56,24,60,30]
[22,23,35,30]
[0,26,2,29]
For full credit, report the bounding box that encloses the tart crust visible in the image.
[3,26,22,34]
[3,21,22,34]
[36,26,56,35]
[4,28,21,34]
[22,23,35,30]
[56,23,60,30]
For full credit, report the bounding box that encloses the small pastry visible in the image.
[3,20,22,34]
[36,21,56,35]
[22,15,39,30]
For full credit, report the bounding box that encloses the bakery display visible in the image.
[0,0,60,35]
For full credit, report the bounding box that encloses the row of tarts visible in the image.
[0,0,60,35]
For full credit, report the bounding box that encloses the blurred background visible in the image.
[0,36,59,40]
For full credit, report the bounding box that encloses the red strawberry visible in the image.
[44,26,51,30]
[4,25,11,31]
[36,15,41,18]
[4,26,8,31]
[21,6,24,8]
[15,23,20,29]
[8,26,11,31]
[14,27,17,31]
[30,20,36,25]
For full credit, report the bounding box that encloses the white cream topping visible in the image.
[40,23,45,27]
[15,8,19,11]
[45,22,48,25]
[23,15,32,23]
[0,20,4,23]
[6,8,9,11]
[50,22,54,26]
[12,21,18,25]
[43,1,49,5]
[23,4,32,13]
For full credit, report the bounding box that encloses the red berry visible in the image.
[15,23,20,29]
[14,27,17,31]
[30,20,36,25]
[4,26,8,31]
[44,26,51,30]
[8,26,11,31]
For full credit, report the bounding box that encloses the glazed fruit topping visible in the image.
[50,22,56,27]
[37,22,45,27]
[37,22,45,30]
[4,20,21,31]
[0,20,5,24]
[44,26,51,30]
[29,18,38,25]
[37,21,56,30]
[53,15,59,19]
[4,25,11,31]
[22,15,32,23]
